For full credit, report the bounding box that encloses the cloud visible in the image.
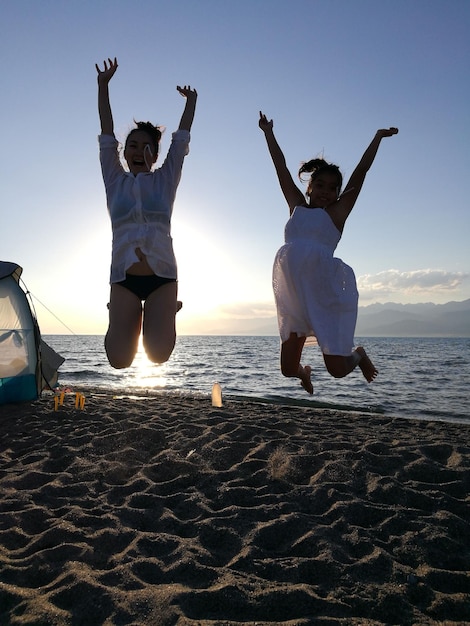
[357,269,470,300]
[222,271,470,315]
[192,270,470,323]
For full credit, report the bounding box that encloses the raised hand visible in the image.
[177,85,198,101]
[259,111,273,132]
[96,58,117,135]
[377,127,399,138]
[96,57,118,85]
[177,85,198,132]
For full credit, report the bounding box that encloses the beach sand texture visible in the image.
[0,391,469,625]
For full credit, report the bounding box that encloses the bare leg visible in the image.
[142,281,178,364]
[280,333,313,395]
[323,346,378,382]
[105,284,142,369]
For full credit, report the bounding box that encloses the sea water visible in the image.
[43,335,470,424]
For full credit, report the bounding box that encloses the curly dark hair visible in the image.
[298,158,343,195]
[125,121,163,156]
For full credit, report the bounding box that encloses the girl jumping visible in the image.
[96,57,197,368]
[259,112,397,394]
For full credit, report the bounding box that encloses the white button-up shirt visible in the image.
[99,130,190,283]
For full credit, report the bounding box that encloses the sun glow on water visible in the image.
[121,338,170,389]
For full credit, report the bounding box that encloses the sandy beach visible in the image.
[0,390,469,625]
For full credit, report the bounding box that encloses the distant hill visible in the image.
[201,299,470,337]
[355,299,470,337]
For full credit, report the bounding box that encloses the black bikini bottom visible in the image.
[115,273,176,301]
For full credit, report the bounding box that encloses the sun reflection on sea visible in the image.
[124,338,169,389]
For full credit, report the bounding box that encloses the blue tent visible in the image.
[0,262,64,405]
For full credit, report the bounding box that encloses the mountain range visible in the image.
[354,299,470,337]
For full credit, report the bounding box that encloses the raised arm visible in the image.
[329,127,398,231]
[177,85,198,132]
[95,57,118,136]
[259,112,304,214]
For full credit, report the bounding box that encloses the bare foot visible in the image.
[356,347,378,382]
[299,365,313,394]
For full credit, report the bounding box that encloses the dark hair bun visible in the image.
[135,121,162,145]
[126,121,163,155]
[299,158,331,180]
[298,158,342,188]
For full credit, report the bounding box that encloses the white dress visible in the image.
[272,206,358,356]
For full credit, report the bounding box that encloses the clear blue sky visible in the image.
[1,0,469,334]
